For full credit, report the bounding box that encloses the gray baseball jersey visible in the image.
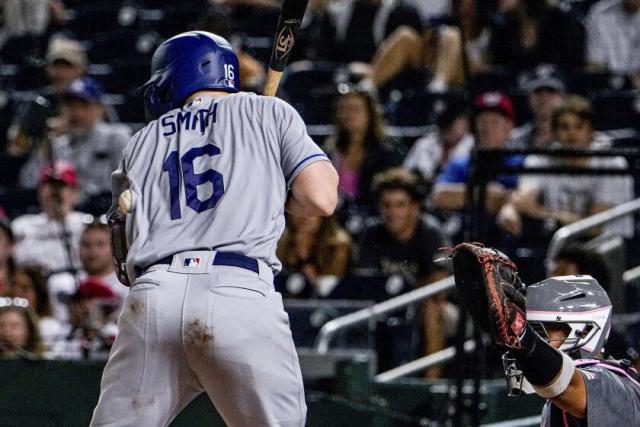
[541,360,640,426]
[92,92,327,427]
[112,92,328,280]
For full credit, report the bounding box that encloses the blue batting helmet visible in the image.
[143,31,239,120]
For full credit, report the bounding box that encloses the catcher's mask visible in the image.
[142,31,239,121]
[526,275,612,359]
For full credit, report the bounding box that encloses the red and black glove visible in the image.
[449,242,526,350]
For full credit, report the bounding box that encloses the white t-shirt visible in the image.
[12,211,86,272]
[519,149,634,237]
[403,130,474,181]
[586,0,640,74]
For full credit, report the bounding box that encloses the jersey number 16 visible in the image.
[162,145,225,220]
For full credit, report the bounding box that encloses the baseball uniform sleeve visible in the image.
[275,99,329,188]
[580,365,640,426]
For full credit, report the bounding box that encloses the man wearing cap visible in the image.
[11,161,85,274]
[7,37,88,157]
[431,92,521,240]
[47,276,119,360]
[78,221,127,317]
[402,94,474,184]
[512,64,568,148]
[498,96,634,242]
[18,77,130,210]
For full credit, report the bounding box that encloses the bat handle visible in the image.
[263,69,284,97]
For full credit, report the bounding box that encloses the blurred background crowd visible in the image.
[0,0,639,378]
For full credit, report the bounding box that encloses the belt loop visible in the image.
[257,259,274,284]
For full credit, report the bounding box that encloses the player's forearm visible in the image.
[513,325,586,419]
[549,369,587,419]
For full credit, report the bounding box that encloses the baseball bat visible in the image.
[263,0,310,96]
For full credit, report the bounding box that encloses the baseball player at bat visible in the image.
[449,243,640,426]
[90,31,338,426]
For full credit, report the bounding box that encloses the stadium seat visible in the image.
[469,69,519,94]
[289,90,338,126]
[67,2,137,40]
[591,90,640,131]
[384,89,467,127]
[567,71,632,96]
[280,61,340,98]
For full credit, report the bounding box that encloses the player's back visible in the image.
[120,92,321,274]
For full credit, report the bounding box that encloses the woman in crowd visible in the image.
[0,299,44,359]
[367,0,492,92]
[324,88,402,209]
[277,215,352,298]
[10,265,62,349]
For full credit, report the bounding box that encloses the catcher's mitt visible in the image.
[449,242,526,350]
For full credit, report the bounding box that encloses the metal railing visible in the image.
[314,198,640,379]
[375,339,476,383]
[544,197,640,273]
[313,275,455,353]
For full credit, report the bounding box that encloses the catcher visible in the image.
[450,242,640,426]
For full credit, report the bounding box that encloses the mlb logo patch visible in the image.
[183,257,201,267]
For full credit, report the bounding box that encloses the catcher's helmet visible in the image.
[143,31,239,120]
[526,275,612,359]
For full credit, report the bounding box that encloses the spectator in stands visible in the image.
[277,215,352,298]
[313,0,422,64]
[0,218,15,295]
[355,168,446,282]
[366,0,492,92]
[7,37,87,157]
[354,168,451,376]
[47,218,126,326]
[0,298,43,359]
[18,77,130,211]
[9,265,62,351]
[324,88,402,208]
[511,64,568,148]
[585,0,640,87]
[48,277,118,360]
[0,0,68,63]
[431,92,519,218]
[498,96,634,239]
[12,161,85,274]
[402,94,473,184]
[78,221,126,313]
[489,0,585,72]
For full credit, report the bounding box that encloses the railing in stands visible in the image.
[544,197,640,274]
[372,265,640,382]
[313,275,455,353]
